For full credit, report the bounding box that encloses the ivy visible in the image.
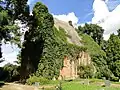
[36,27,86,79]
[20,2,86,80]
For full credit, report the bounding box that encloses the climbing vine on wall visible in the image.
[20,2,86,80]
[35,27,86,79]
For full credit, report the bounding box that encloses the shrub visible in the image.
[77,64,94,78]
[110,76,119,82]
[26,76,49,85]
[2,63,20,82]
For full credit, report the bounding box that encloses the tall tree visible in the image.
[78,24,104,45]
[117,29,120,38]
[106,34,120,78]
[0,0,29,58]
[20,2,55,81]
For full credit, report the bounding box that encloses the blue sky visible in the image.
[29,0,94,23]
[28,0,120,23]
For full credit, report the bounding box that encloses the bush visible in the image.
[77,64,94,78]
[110,76,119,82]
[2,63,20,82]
[26,76,49,85]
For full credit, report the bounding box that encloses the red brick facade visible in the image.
[58,52,91,80]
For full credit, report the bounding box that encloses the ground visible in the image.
[0,79,120,90]
[0,83,37,90]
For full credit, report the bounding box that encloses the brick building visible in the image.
[58,52,91,80]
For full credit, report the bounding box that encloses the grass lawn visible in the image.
[62,82,120,90]
[40,80,120,90]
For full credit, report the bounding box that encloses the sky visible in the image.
[28,0,94,24]
[28,0,120,23]
[1,0,120,66]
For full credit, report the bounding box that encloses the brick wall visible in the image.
[58,52,91,80]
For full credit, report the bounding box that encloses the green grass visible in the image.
[62,82,120,90]
[81,34,105,56]
[89,78,103,82]
[0,81,4,83]
[112,82,120,84]
[40,80,120,90]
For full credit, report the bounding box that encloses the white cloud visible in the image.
[92,0,109,23]
[0,21,27,67]
[92,0,120,40]
[105,0,109,3]
[27,0,34,5]
[0,44,19,67]
[53,12,79,26]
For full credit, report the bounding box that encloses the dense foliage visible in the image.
[105,34,120,79]
[0,0,29,82]
[77,24,120,81]
[77,64,94,78]
[1,0,120,83]
[3,63,20,82]
[20,2,54,80]
[81,34,105,55]
[78,23,104,45]
[26,76,49,85]
[20,2,120,82]
[0,0,29,58]
[117,29,120,38]
[0,63,20,82]
[36,27,86,79]
[77,26,113,79]
[20,2,86,82]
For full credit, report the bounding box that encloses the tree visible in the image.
[117,29,120,38]
[106,34,120,78]
[81,33,112,79]
[3,63,20,82]
[77,64,94,78]
[100,40,108,53]
[92,54,113,79]
[78,24,104,45]
[0,0,29,58]
[20,2,55,81]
